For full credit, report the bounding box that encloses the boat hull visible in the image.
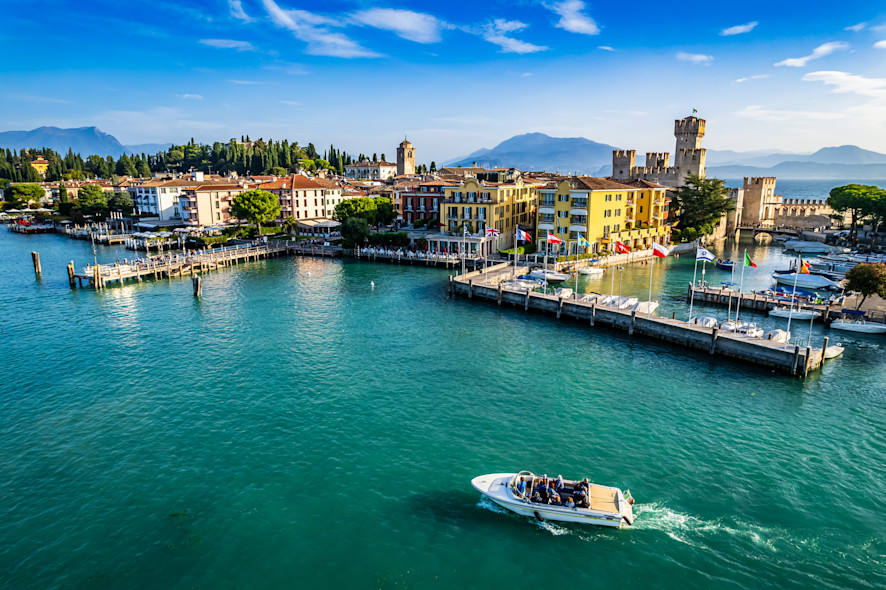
[830,321,886,334]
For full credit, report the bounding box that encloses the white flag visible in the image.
[696,247,715,262]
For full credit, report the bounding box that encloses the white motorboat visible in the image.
[782,240,843,254]
[578,267,604,276]
[471,471,635,528]
[611,296,639,309]
[772,272,842,290]
[830,318,886,334]
[501,279,541,291]
[693,316,719,328]
[554,287,573,299]
[767,329,792,344]
[823,344,845,359]
[632,301,659,314]
[528,269,569,283]
[720,320,765,338]
[769,306,821,320]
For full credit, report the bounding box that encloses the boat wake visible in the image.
[476,497,571,536]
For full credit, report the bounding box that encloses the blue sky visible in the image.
[2,1,886,163]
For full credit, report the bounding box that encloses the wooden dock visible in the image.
[353,247,479,269]
[72,240,330,289]
[688,285,886,324]
[452,265,827,377]
[7,223,55,234]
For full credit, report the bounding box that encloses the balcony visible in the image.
[570,216,588,225]
[569,208,587,216]
[538,207,556,215]
[571,200,588,208]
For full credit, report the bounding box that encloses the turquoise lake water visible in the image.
[1,230,884,589]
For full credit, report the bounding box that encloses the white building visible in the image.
[128,179,198,220]
[344,160,397,181]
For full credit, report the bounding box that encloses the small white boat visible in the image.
[693,316,719,328]
[611,296,639,309]
[783,240,842,254]
[554,287,573,299]
[501,279,541,291]
[767,329,792,344]
[823,344,845,359]
[578,267,604,276]
[632,301,659,314]
[772,272,842,290]
[769,306,821,320]
[830,318,886,334]
[471,471,635,528]
[529,269,569,283]
[721,320,764,338]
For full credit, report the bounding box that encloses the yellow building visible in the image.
[535,177,670,255]
[440,172,536,255]
[30,157,49,177]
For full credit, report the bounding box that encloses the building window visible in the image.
[616,194,622,201]
[615,209,621,216]
[603,225,610,237]
[604,210,611,217]
[216,212,220,220]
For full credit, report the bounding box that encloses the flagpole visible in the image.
[648,249,654,307]
[689,252,699,321]
[785,253,801,344]
[462,224,466,277]
[727,258,736,321]
[513,226,518,280]
[736,249,747,325]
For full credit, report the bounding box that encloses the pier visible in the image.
[72,240,323,289]
[688,285,886,324]
[451,264,826,377]
[354,246,479,269]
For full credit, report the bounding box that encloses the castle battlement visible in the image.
[674,117,705,136]
[613,115,706,188]
[645,152,670,167]
[745,176,776,185]
[613,149,636,158]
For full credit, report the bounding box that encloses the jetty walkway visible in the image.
[451,264,827,377]
[71,240,340,289]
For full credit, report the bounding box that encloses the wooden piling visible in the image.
[629,310,636,335]
[193,275,203,297]
[468,279,473,299]
[791,345,801,375]
[557,297,564,319]
[710,327,719,354]
[31,251,42,275]
[590,302,596,326]
[821,336,829,369]
[497,283,503,305]
[67,261,76,288]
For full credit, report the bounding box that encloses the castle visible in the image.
[612,116,706,188]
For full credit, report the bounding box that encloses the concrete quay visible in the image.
[450,264,826,378]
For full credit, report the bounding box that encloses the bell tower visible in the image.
[397,139,415,175]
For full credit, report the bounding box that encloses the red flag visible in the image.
[615,241,630,253]
[546,231,563,245]
[799,260,810,274]
[652,243,669,258]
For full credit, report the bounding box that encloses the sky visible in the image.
[2,0,886,163]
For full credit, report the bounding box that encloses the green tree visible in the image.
[76,184,108,214]
[341,216,370,246]
[844,263,886,309]
[271,166,287,177]
[333,197,376,223]
[58,182,68,203]
[108,191,133,212]
[430,161,437,173]
[374,197,396,226]
[116,154,138,177]
[6,184,46,207]
[827,184,884,245]
[229,189,281,236]
[671,174,734,235]
[283,215,297,235]
[137,158,151,177]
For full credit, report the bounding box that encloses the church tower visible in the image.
[397,139,415,175]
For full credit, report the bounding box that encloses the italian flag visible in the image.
[652,242,670,258]
[744,252,757,268]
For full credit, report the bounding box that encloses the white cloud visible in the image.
[480,19,547,54]
[875,40,886,49]
[598,45,614,51]
[735,105,844,122]
[177,94,203,100]
[199,38,255,51]
[229,0,251,22]
[353,8,447,43]
[521,72,533,77]
[735,74,769,83]
[676,52,713,65]
[774,42,847,67]
[547,1,600,35]
[802,70,886,98]
[721,21,758,36]
[845,22,866,32]
[261,0,382,58]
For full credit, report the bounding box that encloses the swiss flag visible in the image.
[652,242,670,258]
[615,241,630,254]
[546,231,563,245]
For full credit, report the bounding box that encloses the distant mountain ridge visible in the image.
[447,134,886,179]
[0,126,171,157]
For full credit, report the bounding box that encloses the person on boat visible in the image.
[564,497,576,509]
[547,481,561,505]
[577,478,590,493]
[555,475,565,493]
[516,477,527,498]
[533,480,548,503]
[573,489,590,508]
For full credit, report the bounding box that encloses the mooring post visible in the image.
[821,336,829,369]
[31,251,42,275]
[803,346,812,377]
[468,279,473,299]
[497,283,503,305]
[524,290,530,310]
[193,275,203,297]
[590,302,596,326]
[710,327,719,354]
[791,345,801,375]
[629,310,637,335]
[557,297,564,318]
[66,261,76,288]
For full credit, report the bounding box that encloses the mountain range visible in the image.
[446,134,886,179]
[0,126,171,157]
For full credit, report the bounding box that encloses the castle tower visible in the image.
[397,139,415,176]
[645,152,669,168]
[674,116,706,183]
[611,149,636,179]
[742,177,778,226]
